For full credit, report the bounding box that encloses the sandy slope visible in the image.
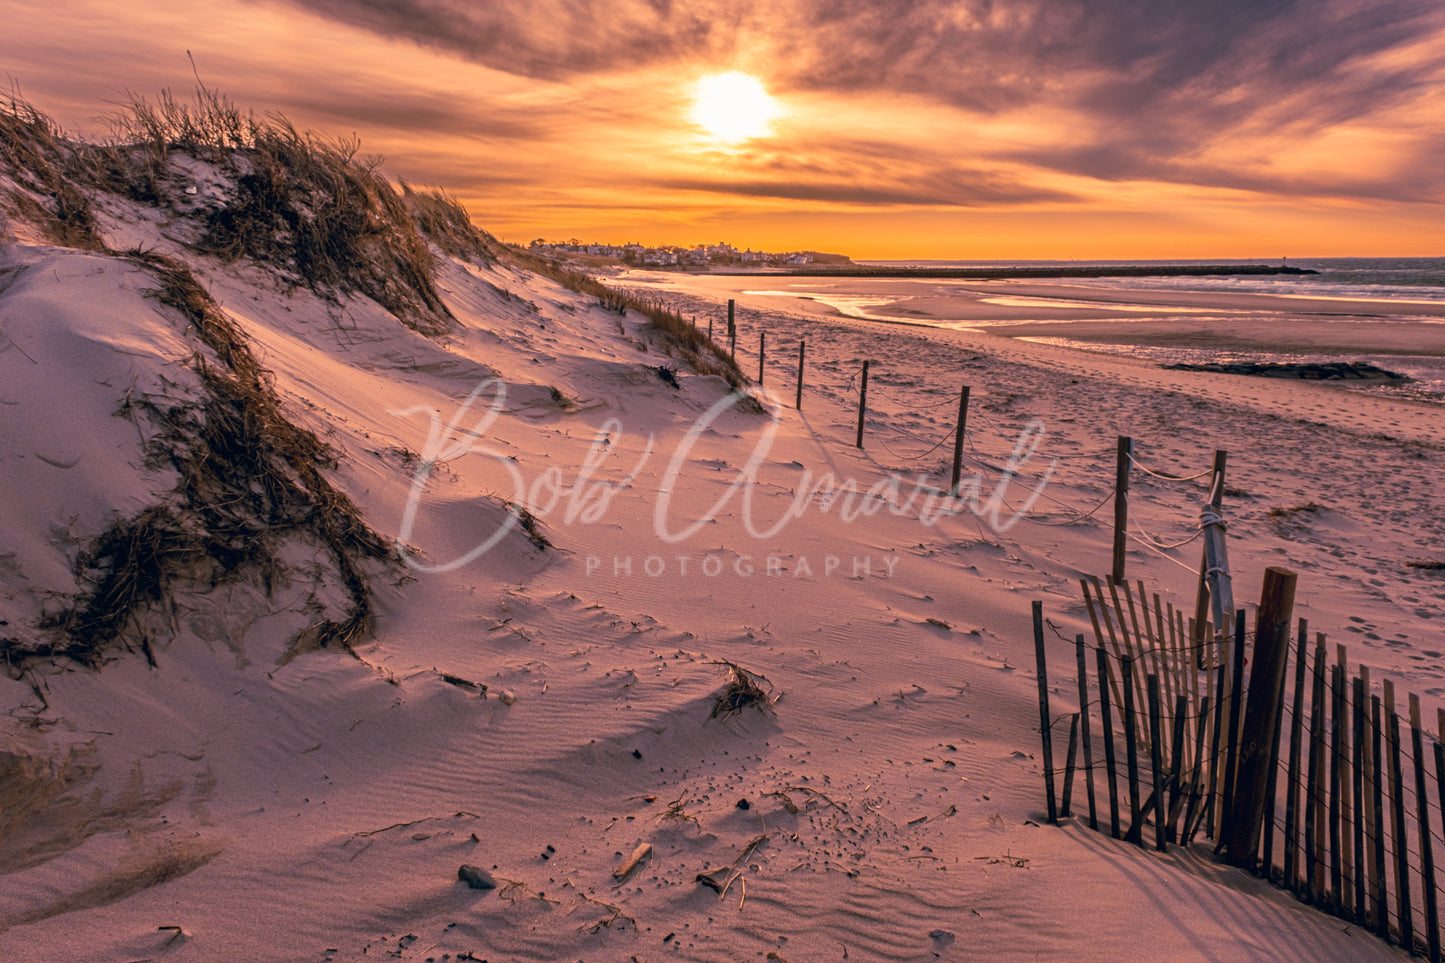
[3,204,1438,962]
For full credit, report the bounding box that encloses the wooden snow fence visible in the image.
[1033,570,1445,959]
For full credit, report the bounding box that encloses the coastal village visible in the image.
[527,238,838,267]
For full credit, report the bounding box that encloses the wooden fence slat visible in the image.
[1306,640,1327,905]
[1183,695,1212,844]
[1337,645,1355,917]
[1410,695,1439,963]
[1219,614,1248,849]
[1386,683,1413,949]
[1284,618,1309,894]
[1330,662,1345,914]
[1123,655,1143,845]
[1096,644,1121,839]
[1148,674,1167,852]
[1032,600,1057,823]
[1353,673,1369,924]
[1169,693,1188,840]
[1372,694,1390,939]
[1061,713,1081,818]
[1076,636,1098,830]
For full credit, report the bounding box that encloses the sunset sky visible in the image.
[4,0,1444,258]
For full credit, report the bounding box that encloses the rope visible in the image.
[1128,451,1214,483]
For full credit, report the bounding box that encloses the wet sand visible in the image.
[638,273,1445,358]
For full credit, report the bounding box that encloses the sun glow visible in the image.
[690,72,782,143]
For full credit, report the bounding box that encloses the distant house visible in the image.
[786,253,812,266]
[740,250,767,263]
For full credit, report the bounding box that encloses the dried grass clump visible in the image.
[710,660,775,719]
[102,87,456,335]
[400,181,497,264]
[0,92,106,251]
[18,254,392,669]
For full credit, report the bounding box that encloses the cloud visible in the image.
[280,0,1445,200]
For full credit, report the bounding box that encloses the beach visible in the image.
[4,153,1443,961]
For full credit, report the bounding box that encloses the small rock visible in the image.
[498,690,516,706]
[632,749,643,759]
[457,864,496,890]
[736,798,751,810]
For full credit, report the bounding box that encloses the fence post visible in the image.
[758,331,766,385]
[795,340,805,411]
[1032,600,1057,823]
[855,360,870,449]
[727,298,735,338]
[1148,673,1168,852]
[1193,450,1228,646]
[1285,619,1310,893]
[1123,655,1143,844]
[1218,612,1248,852]
[950,385,971,496]
[1111,436,1133,583]
[1385,683,1413,949]
[1224,568,1297,867]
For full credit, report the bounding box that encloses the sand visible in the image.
[3,200,1440,961]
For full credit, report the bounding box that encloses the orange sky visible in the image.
[5,0,1444,258]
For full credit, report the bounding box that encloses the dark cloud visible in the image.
[279,0,1445,199]
[658,169,1076,207]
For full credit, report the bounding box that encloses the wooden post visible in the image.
[1076,636,1098,830]
[1224,568,1297,868]
[1192,449,1228,647]
[708,316,714,340]
[1123,655,1143,844]
[795,340,805,411]
[1285,619,1309,893]
[949,385,971,496]
[1386,688,1413,948]
[729,329,736,361]
[855,360,870,449]
[727,298,735,338]
[1408,695,1439,962]
[1337,645,1355,917]
[1203,633,1229,840]
[1261,663,1288,881]
[758,331,766,384]
[1148,673,1168,852]
[1032,601,1058,823]
[1097,645,1121,838]
[1111,436,1133,584]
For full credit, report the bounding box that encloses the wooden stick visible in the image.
[1076,635,1098,830]
[1061,713,1081,819]
[1032,600,1057,823]
[1409,694,1439,963]
[613,842,652,880]
[1097,644,1121,838]
[757,331,766,384]
[1284,618,1309,895]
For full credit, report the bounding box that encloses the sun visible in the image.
[690,72,782,143]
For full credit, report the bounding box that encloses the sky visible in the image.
[4,0,1444,258]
